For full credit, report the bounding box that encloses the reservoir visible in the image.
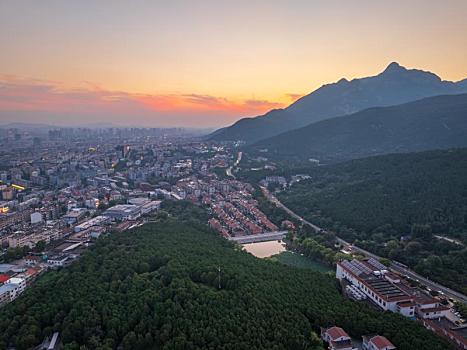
[242,240,286,258]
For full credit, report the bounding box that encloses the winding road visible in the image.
[226,151,242,179]
[260,185,467,304]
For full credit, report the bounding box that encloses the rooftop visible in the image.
[6,277,24,284]
[325,326,349,340]
[105,204,139,213]
[368,335,396,349]
[366,277,407,299]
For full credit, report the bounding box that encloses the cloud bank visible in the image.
[0,76,284,128]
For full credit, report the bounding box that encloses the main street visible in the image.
[260,186,467,304]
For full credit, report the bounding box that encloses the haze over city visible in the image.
[1,0,467,127]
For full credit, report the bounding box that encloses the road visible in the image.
[260,186,467,304]
[226,151,243,179]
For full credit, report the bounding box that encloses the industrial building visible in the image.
[336,258,449,320]
[103,204,141,221]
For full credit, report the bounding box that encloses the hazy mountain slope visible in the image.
[210,63,467,143]
[249,93,467,162]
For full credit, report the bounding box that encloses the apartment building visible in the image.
[0,277,26,305]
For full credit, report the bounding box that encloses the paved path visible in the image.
[260,186,467,304]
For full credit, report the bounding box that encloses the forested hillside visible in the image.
[278,148,467,293]
[0,204,452,350]
[250,93,467,162]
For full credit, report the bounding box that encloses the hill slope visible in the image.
[0,209,452,349]
[249,93,467,162]
[277,148,467,293]
[210,62,467,143]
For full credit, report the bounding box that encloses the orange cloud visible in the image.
[0,75,285,127]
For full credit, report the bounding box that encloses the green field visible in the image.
[269,251,333,273]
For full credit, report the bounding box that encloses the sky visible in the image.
[1,0,467,128]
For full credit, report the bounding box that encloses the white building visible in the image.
[336,259,414,318]
[47,255,69,267]
[337,259,451,322]
[30,212,43,224]
[0,277,26,303]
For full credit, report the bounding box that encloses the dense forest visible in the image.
[278,148,467,293]
[0,203,452,350]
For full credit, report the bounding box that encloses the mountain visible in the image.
[248,93,467,162]
[209,62,467,143]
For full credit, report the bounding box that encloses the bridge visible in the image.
[229,230,288,244]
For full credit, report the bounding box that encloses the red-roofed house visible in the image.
[321,326,354,350]
[363,335,396,350]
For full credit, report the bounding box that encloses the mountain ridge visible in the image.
[209,62,467,143]
[248,93,467,162]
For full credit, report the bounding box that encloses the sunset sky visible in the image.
[1,0,467,128]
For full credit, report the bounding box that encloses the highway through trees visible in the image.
[260,186,467,304]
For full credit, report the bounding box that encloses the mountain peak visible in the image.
[382,61,406,74]
[210,62,467,144]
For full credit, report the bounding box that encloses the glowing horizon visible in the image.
[1,0,467,127]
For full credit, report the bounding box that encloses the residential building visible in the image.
[321,326,355,350]
[362,335,396,350]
